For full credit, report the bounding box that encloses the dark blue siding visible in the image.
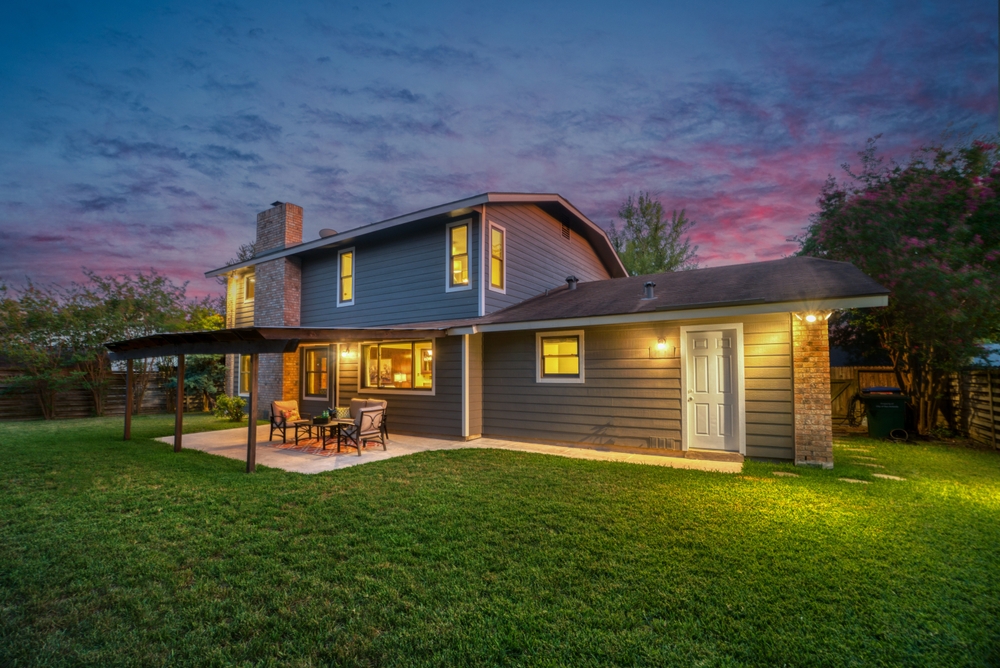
[300,218,480,326]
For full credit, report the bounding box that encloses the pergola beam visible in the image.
[124,359,133,441]
[174,354,184,453]
[246,353,258,473]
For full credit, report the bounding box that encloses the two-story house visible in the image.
[202,193,888,468]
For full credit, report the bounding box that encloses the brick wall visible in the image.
[792,316,834,468]
[248,202,303,418]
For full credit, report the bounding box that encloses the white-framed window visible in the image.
[238,354,251,395]
[361,340,434,392]
[302,346,330,399]
[338,248,355,306]
[243,274,255,302]
[445,221,471,291]
[489,222,506,293]
[536,330,585,383]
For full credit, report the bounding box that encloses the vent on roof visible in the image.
[561,224,570,240]
[642,281,656,300]
[566,276,578,290]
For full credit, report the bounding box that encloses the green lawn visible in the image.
[1,416,998,667]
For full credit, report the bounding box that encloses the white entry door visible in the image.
[685,329,739,451]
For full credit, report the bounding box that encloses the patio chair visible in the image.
[339,406,385,456]
[350,397,389,440]
[269,400,311,443]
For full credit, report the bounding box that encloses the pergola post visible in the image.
[124,358,133,441]
[174,354,185,453]
[247,353,259,473]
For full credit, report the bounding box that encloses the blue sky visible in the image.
[0,0,995,296]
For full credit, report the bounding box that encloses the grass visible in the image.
[1,415,998,667]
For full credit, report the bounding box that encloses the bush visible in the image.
[213,394,246,422]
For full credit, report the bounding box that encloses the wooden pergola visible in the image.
[105,326,445,472]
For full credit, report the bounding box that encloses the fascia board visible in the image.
[446,294,888,335]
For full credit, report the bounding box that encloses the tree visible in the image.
[609,192,698,275]
[0,283,83,419]
[82,270,191,414]
[799,137,1000,435]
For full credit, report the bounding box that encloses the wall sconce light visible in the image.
[656,338,667,352]
[795,311,833,324]
[340,347,357,359]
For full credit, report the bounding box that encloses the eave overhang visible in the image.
[105,326,448,361]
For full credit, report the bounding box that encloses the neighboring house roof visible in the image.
[400,256,891,333]
[205,192,628,279]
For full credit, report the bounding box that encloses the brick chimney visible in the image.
[251,201,303,417]
[256,201,303,253]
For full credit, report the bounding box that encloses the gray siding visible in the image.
[485,204,612,313]
[481,314,794,460]
[337,337,463,438]
[231,270,255,327]
[300,219,480,327]
[468,333,483,437]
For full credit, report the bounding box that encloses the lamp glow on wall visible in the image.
[340,346,357,359]
[795,311,834,324]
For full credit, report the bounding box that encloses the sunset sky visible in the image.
[0,0,995,297]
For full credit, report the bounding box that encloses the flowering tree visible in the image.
[799,137,1000,435]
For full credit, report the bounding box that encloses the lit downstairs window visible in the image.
[243,274,255,302]
[537,331,585,383]
[303,347,329,398]
[239,355,251,395]
[361,341,433,391]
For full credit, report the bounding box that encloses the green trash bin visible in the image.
[860,387,908,439]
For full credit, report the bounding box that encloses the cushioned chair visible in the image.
[350,398,389,440]
[339,406,385,456]
[269,400,311,443]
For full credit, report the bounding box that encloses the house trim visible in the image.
[679,323,747,456]
[447,295,889,335]
[461,334,469,437]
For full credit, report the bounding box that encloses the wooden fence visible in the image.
[830,367,898,433]
[0,369,203,421]
[831,365,1000,447]
[947,369,999,449]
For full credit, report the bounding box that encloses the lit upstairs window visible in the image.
[449,223,469,288]
[338,248,354,306]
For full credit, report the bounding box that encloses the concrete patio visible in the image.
[156,426,743,474]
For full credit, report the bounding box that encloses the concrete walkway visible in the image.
[156,426,743,474]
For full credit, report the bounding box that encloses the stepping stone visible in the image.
[839,478,869,484]
[856,462,884,468]
[872,474,906,481]
[772,471,799,478]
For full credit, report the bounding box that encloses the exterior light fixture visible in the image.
[795,311,835,324]
[340,347,357,359]
[656,338,667,351]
